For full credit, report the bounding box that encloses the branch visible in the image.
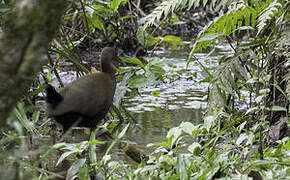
[0,0,67,127]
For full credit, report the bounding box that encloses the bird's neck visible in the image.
[101,61,115,79]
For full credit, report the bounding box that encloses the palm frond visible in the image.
[142,0,231,29]
[193,6,257,51]
[257,0,281,35]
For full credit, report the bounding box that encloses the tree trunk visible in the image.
[0,0,66,127]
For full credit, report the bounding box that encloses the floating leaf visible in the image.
[152,91,160,97]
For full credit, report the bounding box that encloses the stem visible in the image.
[47,52,64,87]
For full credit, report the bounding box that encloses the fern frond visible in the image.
[142,0,232,29]
[257,0,281,35]
[142,0,182,29]
[193,6,257,51]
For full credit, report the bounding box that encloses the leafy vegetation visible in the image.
[0,0,289,179]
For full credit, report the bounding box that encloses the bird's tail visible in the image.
[45,84,62,107]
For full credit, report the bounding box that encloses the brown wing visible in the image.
[49,72,115,116]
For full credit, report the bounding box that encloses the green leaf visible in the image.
[271,106,287,111]
[246,77,259,84]
[121,0,128,5]
[120,57,144,66]
[109,0,121,12]
[179,122,196,135]
[187,0,195,10]
[167,127,182,147]
[120,15,135,20]
[152,141,170,148]
[32,111,40,123]
[273,84,287,98]
[116,67,134,74]
[239,121,247,133]
[233,26,254,32]
[87,139,105,145]
[145,35,161,47]
[152,91,160,97]
[137,27,145,46]
[92,14,104,30]
[259,88,270,94]
[52,142,67,149]
[285,139,290,150]
[255,95,264,103]
[197,33,224,42]
[78,165,90,179]
[236,133,248,145]
[163,35,184,45]
[245,106,259,115]
[114,71,134,107]
[66,158,86,180]
[28,84,46,97]
[68,35,87,49]
[117,123,130,139]
[56,150,78,166]
[240,38,267,47]
[192,129,202,137]
[129,75,155,88]
[188,142,201,155]
[204,116,214,132]
[149,64,166,76]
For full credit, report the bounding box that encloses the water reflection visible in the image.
[121,51,214,146]
[125,107,203,146]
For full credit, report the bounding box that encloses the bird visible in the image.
[45,47,117,132]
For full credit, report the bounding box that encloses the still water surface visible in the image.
[119,45,233,156]
[47,45,232,162]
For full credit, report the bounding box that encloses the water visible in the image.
[118,48,231,151]
[43,45,233,163]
